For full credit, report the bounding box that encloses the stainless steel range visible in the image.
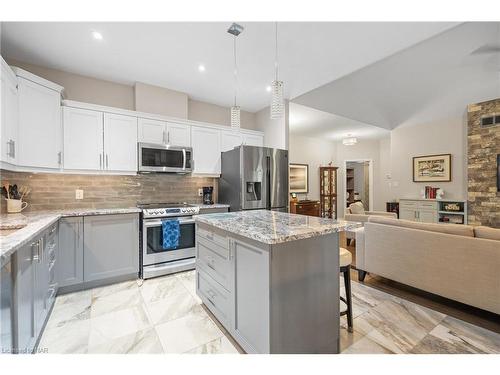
[138,203,199,279]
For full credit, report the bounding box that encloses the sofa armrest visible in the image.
[344,214,370,223]
[365,211,398,219]
[355,227,365,271]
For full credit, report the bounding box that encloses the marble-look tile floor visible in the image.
[38,270,500,354]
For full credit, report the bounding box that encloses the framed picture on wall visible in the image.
[413,154,452,182]
[289,163,309,193]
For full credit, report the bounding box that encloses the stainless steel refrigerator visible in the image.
[219,146,289,212]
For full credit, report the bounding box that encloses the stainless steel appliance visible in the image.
[219,146,289,212]
[139,203,200,279]
[202,186,214,205]
[138,143,193,173]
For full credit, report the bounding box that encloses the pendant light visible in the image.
[270,22,284,119]
[228,23,244,129]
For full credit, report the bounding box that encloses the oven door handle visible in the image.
[144,218,195,227]
[182,148,186,171]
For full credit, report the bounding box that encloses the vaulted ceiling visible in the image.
[1,22,458,112]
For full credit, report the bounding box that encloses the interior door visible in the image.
[63,107,104,170]
[104,113,138,172]
[269,148,289,209]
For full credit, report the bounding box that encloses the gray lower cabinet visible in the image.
[83,214,139,282]
[57,217,84,288]
[1,258,14,354]
[231,239,270,354]
[14,222,58,354]
[14,242,36,353]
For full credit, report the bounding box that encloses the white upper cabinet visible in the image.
[1,58,18,165]
[63,107,103,171]
[220,130,243,152]
[242,132,264,147]
[191,126,221,175]
[138,118,190,147]
[138,118,166,144]
[103,113,138,172]
[15,69,63,169]
[167,122,191,147]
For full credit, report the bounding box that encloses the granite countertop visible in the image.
[195,210,361,245]
[0,208,141,267]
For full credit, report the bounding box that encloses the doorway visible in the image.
[344,160,373,212]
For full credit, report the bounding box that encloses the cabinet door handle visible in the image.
[99,154,102,169]
[31,241,39,262]
[167,131,170,144]
[58,151,62,165]
[106,154,109,169]
[11,140,15,158]
[162,130,166,144]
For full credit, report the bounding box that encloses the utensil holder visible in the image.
[6,199,28,213]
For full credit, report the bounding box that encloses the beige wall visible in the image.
[5,58,258,127]
[6,58,135,110]
[390,116,467,201]
[255,101,289,150]
[188,99,257,130]
[288,135,336,201]
[134,82,188,118]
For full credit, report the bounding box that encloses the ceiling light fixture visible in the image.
[91,31,103,40]
[227,23,244,129]
[270,22,284,120]
[266,86,271,92]
[198,64,206,72]
[342,136,358,146]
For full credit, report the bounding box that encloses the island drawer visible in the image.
[196,237,231,290]
[197,270,231,327]
[197,226,228,249]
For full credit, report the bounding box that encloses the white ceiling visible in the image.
[0,22,458,112]
[293,22,500,129]
[289,103,389,141]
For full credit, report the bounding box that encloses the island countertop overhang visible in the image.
[194,209,361,245]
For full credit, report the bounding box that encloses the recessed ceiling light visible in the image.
[91,31,103,40]
[266,86,271,92]
[198,64,206,72]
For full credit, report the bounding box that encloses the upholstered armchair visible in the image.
[344,202,397,245]
[345,202,397,224]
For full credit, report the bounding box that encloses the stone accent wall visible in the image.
[467,98,500,228]
[0,170,217,213]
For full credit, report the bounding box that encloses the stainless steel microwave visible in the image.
[138,143,193,173]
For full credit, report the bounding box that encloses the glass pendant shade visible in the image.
[231,106,241,129]
[270,80,284,119]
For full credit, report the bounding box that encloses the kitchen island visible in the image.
[194,210,360,354]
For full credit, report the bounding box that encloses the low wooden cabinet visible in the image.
[290,200,320,217]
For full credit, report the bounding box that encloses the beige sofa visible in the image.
[356,216,500,315]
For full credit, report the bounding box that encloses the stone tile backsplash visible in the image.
[0,170,217,212]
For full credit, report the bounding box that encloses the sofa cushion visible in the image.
[368,216,474,237]
[349,202,365,214]
[474,226,500,241]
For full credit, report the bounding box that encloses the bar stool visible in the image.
[340,247,353,333]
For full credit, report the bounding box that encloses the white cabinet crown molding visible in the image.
[11,66,64,94]
[62,99,264,136]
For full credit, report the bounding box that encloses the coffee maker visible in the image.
[202,186,214,205]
